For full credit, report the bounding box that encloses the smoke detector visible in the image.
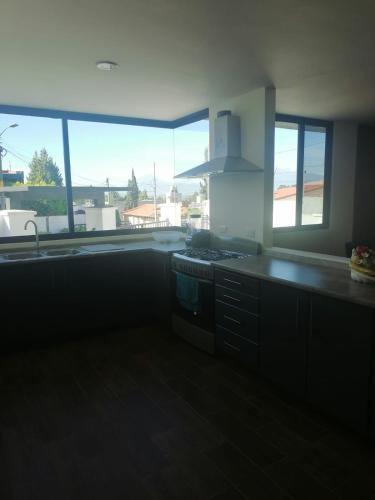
[96,61,119,71]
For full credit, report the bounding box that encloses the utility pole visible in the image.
[0,145,3,186]
[106,177,111,206]
[153,162,157,222]
[0,145,5,210]
[0,123,19,210]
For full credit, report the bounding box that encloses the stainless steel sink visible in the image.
[42,248,81,257]
[2,251,43,260]
[0,248,82,261]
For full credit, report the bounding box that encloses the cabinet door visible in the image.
[307,294,373,433]
[216,325,259,369]
[63,252,152,332]
[260,281,309,397]
[149,252,171,325]
[0,262,58,347]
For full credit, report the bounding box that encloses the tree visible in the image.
[204,146,209,162]
[21,199,67,216]
[169,185,180,203]
[182,192,199,207]
[27,148,63,186]
[156,194,166,204]
[200,177,208,201]
[139,189,148,201]
[125,169,139,209]
[21,149,65,216]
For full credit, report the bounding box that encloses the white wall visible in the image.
[0,210,36,237]
[209,87,275,243]
[274,122,358,256]
[352,125,375,248]
[210,172,265,240]
[85,207,117,231]
[159,203,182,226]
[35,214,85,234]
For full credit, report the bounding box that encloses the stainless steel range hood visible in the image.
[174,110,261,179]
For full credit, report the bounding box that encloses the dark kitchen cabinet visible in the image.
[307,294,373,433]
[260,281,309,398]
[215,269,260,370]
[63,252,152,332]
[370,348,375,440]
[0,261,62,348]
[149,252,171,325]
[0,251,158,351]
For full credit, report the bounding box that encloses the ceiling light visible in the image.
[96,61,119,71]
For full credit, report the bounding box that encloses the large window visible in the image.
[0,114,67,236]
[0,106,208,240]
[273,115,332,229]
[174,119,210,229]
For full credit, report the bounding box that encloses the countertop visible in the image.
[0,239,187,266]
[215,254,375,309]
[2,239,375,309]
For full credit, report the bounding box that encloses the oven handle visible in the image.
[172,270,212,286]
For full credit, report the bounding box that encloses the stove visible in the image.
[171,236,260,354]
[172,248,248,280]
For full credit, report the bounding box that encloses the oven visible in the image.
[170,241,257,354]
[171,271,214,331]
[171,255,215,354]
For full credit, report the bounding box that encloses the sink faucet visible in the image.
[24,219,40,255]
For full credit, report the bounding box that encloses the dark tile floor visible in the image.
[1,325,375,500]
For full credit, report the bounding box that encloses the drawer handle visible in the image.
[223,294,241,302]
[224,341,241,352]
[223,278,241,286]
[223,314,241,325]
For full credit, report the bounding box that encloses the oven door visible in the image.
[171,270,214,332]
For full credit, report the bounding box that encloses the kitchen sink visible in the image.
[42,248,81,257]
[2,251,43,260]
[0,248,82,261]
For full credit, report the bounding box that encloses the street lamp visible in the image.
[0,123,18,139]
[0,123,19,209]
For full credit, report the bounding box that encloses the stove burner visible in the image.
[175,248,246,262]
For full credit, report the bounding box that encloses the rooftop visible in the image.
[123,204,158,218]
[274,181,324,200]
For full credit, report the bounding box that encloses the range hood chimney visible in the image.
[174,110,261,179]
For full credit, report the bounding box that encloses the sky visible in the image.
[0,112,326,197]
[274,123,326,190]
[0,113,208,196]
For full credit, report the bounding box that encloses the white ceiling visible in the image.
[1,0,374,122]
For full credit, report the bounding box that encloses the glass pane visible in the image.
[0,114,67,237]
[302,125,326,225]
[68,120,175,231]
[174,119,210,229]
[68,119,209,233]
[273,121,298,228]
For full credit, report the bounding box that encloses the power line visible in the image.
[1,141,33,162]
[75,174,100,183]
[4,148,29,165]
[275,141,325,156]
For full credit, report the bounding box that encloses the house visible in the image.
[273,181,324,227]
[1,2,375,499]
[1,170,24,186]
[122,202,159,226]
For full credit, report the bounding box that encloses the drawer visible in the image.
[215,269,259,297]
[215,301,259,343]
[216,326,258,369]
[215,284,259,314]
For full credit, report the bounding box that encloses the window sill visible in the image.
[273,223,329,233]
[0,227,185,252]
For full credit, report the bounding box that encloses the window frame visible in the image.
[273,113,333,232]
[0,104,209,244]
